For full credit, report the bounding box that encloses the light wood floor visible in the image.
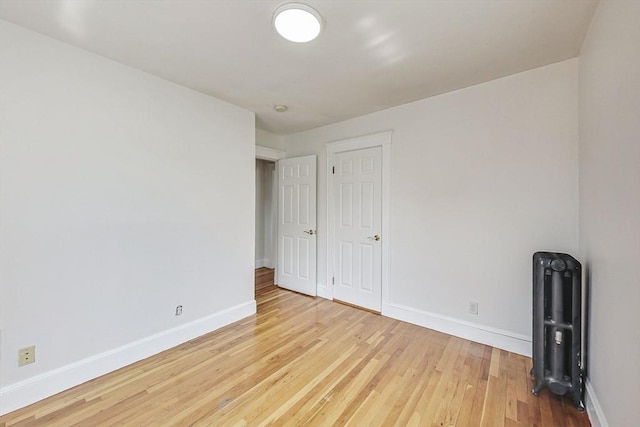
[0,268,590,426]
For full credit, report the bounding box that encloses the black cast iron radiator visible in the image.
[531,252,584,411]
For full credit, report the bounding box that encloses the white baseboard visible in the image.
[255,260,275,269]
[0,300,256,416]
[382,302,532,356]
[585,379,608,427]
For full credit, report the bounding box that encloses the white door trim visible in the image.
[326,130,392,304]
[256,145,285,161]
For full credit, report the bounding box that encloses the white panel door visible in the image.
[277,155,317,296]
[333,147,382,311]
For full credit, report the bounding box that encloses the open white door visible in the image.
[277,155,317,296]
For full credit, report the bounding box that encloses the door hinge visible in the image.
[332,277,335,285]
[332,166,335,174]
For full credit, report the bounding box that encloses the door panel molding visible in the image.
[332,146,382,310]
[326,130,392,308]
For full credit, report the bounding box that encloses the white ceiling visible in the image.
[0,0,598,135]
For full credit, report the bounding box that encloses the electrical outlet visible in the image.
[469,301,479,315]
[19,345,35,366]
[175,305,183,316]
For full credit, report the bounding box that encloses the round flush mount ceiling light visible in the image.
[273,3,323,43]
[274,104,288,112]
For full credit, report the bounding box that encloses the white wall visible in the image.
[578,1,640,426]
[0,21,256,413]
[256,128,285,151]
[283,59,579,353]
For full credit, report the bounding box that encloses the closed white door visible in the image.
[277,155,317,296]
[333,147,382,311]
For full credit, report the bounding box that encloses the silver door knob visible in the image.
[368,234,380,241]
[303,229,315,235]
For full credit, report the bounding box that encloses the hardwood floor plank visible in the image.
[0,268,591,426]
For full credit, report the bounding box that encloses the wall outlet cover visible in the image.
[19,345,35,366]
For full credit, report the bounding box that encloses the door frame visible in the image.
[325,130,392,306]
[256,145,285,162]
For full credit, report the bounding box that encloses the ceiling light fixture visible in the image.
[273,3,323,43]
[274,105,288,112]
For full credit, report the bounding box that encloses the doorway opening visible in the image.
[255,158,277,294]
[255,145,285,296]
